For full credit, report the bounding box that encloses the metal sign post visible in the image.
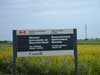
[13,30,17,75]
[73,29,78,75]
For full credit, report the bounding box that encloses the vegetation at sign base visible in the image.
[0,41,100,75]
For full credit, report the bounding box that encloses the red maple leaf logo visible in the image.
[19,31,26,35]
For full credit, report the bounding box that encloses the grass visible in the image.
[0,43,100,75]
[78,39,100,45]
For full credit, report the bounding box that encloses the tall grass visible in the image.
[0,44,100,75]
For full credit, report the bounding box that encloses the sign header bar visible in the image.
[16,29,74,35]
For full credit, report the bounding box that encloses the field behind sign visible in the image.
[0,40,100,75]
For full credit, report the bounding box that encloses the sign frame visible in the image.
[13,29,78,75]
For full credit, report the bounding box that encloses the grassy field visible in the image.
[0,42,100,75]
[78,39,100,45]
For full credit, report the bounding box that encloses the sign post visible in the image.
[13,30,17,75]
[13,29,78,75]
[73,29,78,75]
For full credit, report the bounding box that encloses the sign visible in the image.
[13,29,78,75]
[13,29,76,57]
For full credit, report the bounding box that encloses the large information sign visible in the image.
[13,29,76,57]
[13,29,78,75]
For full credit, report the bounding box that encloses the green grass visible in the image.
[78,39,100,45]
[0,42,100,75]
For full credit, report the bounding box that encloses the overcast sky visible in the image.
[0,0,100,40]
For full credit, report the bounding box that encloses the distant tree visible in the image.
[3,40,8,43]
[85,38,88,40]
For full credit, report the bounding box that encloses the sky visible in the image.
[0,0,100,41]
